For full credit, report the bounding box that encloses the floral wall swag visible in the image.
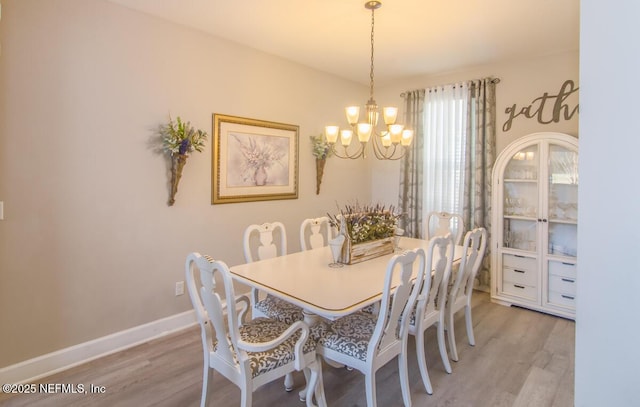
[161,116,207,206]
[310,135,332,195]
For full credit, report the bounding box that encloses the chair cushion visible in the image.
[255,294,304,324]
[215,317,316,378]
[311,312,377,362]
[360,302,378,314]
[408,307,416,326]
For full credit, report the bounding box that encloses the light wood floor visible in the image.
[0,292,574,407]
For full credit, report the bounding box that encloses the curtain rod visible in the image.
[400,77,500,98]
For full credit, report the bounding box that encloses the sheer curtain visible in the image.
[423,83,469,222]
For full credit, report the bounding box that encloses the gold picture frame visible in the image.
[212,114,299,204]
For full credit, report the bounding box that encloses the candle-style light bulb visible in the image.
[325,126,339,143]
[383,107,398,125]
[357,123,372,142]
[340,129,353,146]
[401,129,414,146]
[345,106,360,125]
[389,124,404,144]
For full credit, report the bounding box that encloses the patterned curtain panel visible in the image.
[397,89,425,238]
[463,78,497,291]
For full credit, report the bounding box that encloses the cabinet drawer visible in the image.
[503,254,536,271]
[503,266,537,286]
[549,274,576,295]
[548,261,577,278]
[502,281,537,301]
[548,290,576,308]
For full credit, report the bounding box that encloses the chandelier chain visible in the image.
[369,5,375,101]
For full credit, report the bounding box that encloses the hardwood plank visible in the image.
[512,366,560,407]
[0,292,575,407]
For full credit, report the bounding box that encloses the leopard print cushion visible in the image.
[215,317,316,378]
[255,294,304,324]
[311,312,377,362]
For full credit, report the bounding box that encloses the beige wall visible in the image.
[370,50,580,205]
[0,0,580,370]
[0,0,371,367]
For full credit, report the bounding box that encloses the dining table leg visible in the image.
[302,309,321,326]
[298,309,346,403]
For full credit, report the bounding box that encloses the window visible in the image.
[422,83,469,223]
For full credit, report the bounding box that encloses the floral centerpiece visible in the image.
[328,203,402,264]
[161,116,207,206]
[310,135,332,194]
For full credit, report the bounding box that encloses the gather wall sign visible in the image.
[503,79,579,132]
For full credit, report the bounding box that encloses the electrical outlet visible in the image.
[175,281,185,296]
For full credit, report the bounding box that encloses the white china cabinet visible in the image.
[491,132,578,319]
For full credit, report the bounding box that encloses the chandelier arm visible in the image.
[370,135,407,160]
[329,143,366,160]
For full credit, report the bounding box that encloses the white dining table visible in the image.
[230,237,465,323]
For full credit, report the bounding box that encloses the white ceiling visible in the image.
[107,0,580,86]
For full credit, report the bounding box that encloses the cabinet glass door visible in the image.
[502,145,538,252]
[547,144,578,258]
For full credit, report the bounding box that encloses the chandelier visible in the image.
[324,1,413,160]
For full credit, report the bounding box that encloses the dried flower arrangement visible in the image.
[328,202,401,244]
[310,134,332,160]
[162,116,207,156]
[160,116,207,206]
[310,135,332,195]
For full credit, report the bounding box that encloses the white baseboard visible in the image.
[0,310,198,385]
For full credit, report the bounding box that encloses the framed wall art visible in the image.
[212,114,299,204]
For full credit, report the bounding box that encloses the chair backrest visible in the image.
[367,248,427,361]
[300,216,334,251]
[243,222,287,263]
[185,253,251,376]
[449,228,487,301]
[426,211,464,245]
[415,234,455,320]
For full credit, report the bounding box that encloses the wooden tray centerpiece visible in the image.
[328,203,401,265]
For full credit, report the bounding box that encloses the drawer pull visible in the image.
[514,255,526,258]
[561,262,575,266]
[514,269,526,273]
[561,278,575,283]
[561,294,575,300]
[514,284,525,289]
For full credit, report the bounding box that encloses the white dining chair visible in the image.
[311,248,427,407]
[243,222,304,325]
[300,216,334,251]
[425,211,464,245]
[408,233,455,394]
[243,221,304,392]
[446,227,487,361]
[185,252,326,407]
